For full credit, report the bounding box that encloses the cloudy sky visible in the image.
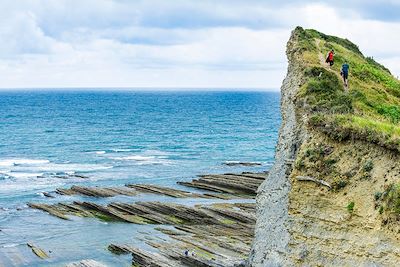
[0,0,399,90]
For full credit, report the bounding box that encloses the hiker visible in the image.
[341,62,350,87]
[184,250,189,256]
[326,49,334,66]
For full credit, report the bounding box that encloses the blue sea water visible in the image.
[0,90,280,266]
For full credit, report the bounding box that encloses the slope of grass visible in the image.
[293,27,400,151]
[309,114,400,151]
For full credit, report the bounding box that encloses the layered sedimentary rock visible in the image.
[28,172,265,266]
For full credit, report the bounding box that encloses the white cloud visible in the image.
[0,1,398,89]
[298,3,400,76]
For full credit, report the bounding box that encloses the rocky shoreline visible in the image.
[27,171,267,266]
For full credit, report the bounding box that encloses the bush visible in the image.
[334,180,348,190]
[306,29,362,55]
[347,201,355,213]
[377,105,400,123]
[385,184,400,215]
[304,67,342,93]
[375,192,383,201]
[366,57,391,74]
[295,27,317,52]
[302,67,353,114]
[363,160,374,172]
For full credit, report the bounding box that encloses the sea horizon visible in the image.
[0,87,279,93]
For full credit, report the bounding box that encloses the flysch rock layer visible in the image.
[27,172,265,266]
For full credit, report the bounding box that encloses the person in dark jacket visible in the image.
[341,62,350,87]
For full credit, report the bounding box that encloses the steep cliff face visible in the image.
[250,27,400,266]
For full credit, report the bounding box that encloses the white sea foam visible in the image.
[143,149,172,156]
[95,151,106,155]
[0,158,50,167]
[1,243,20,248]
[7,163,113,173]
[6,172,44,179]
[111,148,133,152]
[0,179,65,194]
[0,158,113,194]
[113,155,156,161]
[110,154,172,165]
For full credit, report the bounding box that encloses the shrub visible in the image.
[379,206,384,214]
[363,160,374,172]
[306,29,362,55]
[376,105,400,123]
[384,184,400,215]
[334,180,348,190]
[302,67,353,114]
[295,27,317,52]
[374,192,382,201]
[304,67,342,93]
[376,184,400,223]
[347,201,355,213]
[366,56,392,74]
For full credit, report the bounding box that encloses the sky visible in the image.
[0,0,399,90]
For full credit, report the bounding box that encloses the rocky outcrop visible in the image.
[28,171,263,266]
[250,27,400,266]
[178,172,267,196]
[223,162,262,167]
[65,259,108,267]
[56,185,137,197]
[249,28,308,267]
[26,243,49,259]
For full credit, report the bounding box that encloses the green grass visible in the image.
[293,27,400,149]
[309,114,400,152]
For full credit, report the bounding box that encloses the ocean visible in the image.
[0,90,280,266]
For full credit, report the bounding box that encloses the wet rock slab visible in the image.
[178,172,267,195]
[53,184,232,199]
[65,259,108,267]
[56,185,137,197]
[27,171,264,266]
[27,243,49,259]
[223,161,262,167]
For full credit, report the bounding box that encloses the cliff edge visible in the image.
[250,27,400,266]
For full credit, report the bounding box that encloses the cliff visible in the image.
[250,27,400,266]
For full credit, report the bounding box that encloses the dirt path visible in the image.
[315,39,348,91]
[316,39,326,66]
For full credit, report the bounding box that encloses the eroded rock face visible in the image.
[249,28,308,267]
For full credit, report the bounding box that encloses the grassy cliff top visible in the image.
[292,27,400,152]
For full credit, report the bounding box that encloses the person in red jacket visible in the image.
[326,49,334,66]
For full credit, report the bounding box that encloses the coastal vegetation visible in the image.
[374,183,400,232]
[252,27,400,266]
[293,27,400,153]
[291,27,400,233]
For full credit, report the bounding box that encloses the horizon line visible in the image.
[0,87,280,92]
